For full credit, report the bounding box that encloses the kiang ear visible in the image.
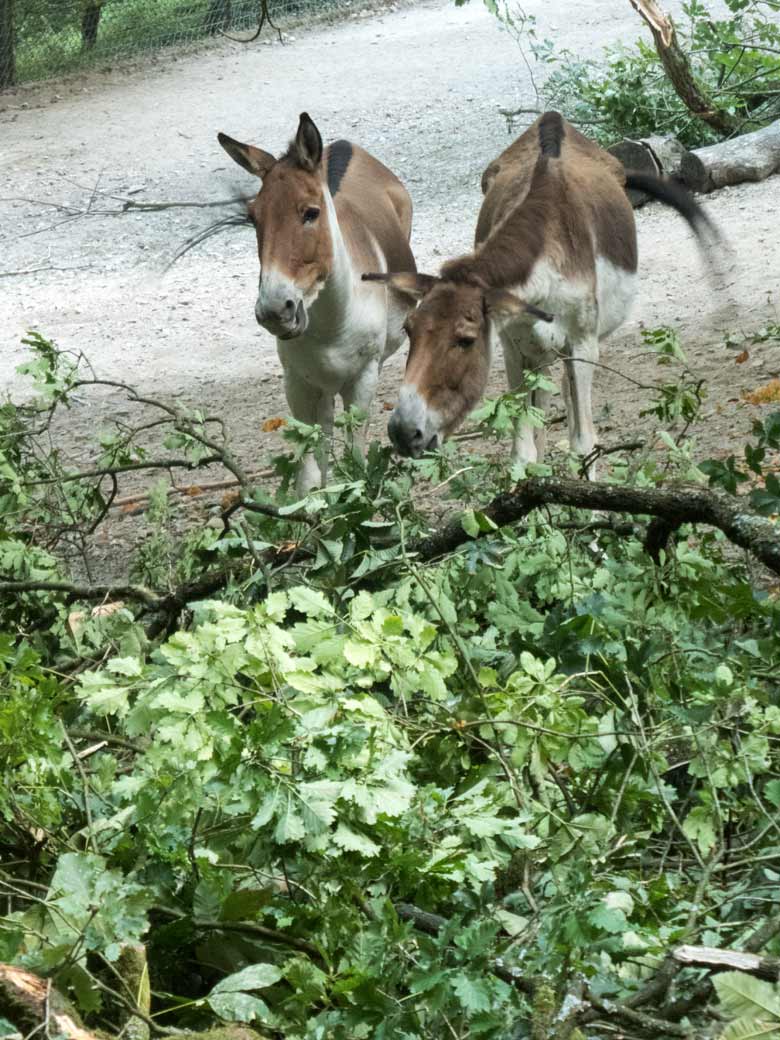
[295,112,324,172]
[362,271,439,303]
[218,132,276,179]
[484,287,554,324]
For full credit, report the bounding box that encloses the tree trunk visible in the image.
[0,0,15,89]
[81,0,103,50]
[628,0,739,136]
[694,117,780,189]
[205,0,232,34]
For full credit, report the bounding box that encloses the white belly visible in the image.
[596,256,637,339]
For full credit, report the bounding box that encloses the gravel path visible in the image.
[1,0,778,489]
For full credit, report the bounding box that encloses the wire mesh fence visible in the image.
[0,0,364,89]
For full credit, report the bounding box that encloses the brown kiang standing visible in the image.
[366,111,715,476]
[219,113,416,495]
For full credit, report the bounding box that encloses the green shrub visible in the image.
[536,0,780,145]
[2,334,780,1037]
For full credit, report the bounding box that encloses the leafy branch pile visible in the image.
[505,0,780,147]
[2,333,780,1039]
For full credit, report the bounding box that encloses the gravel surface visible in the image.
[1,0,779,541]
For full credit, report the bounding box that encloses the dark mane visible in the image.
[278,138,352,196]
[440,157,552,289]
[327,140,353,197]
[538,111,564,158]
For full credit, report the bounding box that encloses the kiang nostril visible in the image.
[413,428,424,442]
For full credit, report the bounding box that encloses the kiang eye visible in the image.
[455,336,476,350]
[302,206,320,224]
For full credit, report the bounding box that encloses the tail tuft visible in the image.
[625,172,716,241]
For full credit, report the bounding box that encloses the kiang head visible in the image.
[218,113,332,340]
[364,270,552,457]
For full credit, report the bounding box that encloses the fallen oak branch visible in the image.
[23,455,225,488]
[190,917,319,959]
[673,944,780,981]
[0,579,162,608]
[662,917,780,1021]
[628,0,739,135]
[414,475,780,576]
[394,903,689,1036]
[2,563,251,614]
[2,540,313,634]
[394,903,536,996]
[221,497,313,530]
[111,468,277,511]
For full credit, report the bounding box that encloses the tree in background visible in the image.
[0,0,15,87]
[80,0,105,49]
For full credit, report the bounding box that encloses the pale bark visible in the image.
[628,0,740,135]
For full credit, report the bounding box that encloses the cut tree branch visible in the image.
[629,0,740,134]
[673,944,780,981]
[414,475,780,576]
[0,580,162,608]
[663,916,780,1021]
[150,905,318,958]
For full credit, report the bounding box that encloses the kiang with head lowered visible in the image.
[219,112,416,495]
[365,111,716,477]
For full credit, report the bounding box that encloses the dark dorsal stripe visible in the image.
[538,111,564,158]
[327,140,353,197]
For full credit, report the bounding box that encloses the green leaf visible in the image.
[344,639,378,668]
[765,780,780,809]
[721,1016,780,1040]
[211,963,283,993]
[683,807,717,857]
[452,972,492,1013]
[219,888,273,922]
[588,904,628,934]
[604,890,634,916]
[207,992,270,1023]
[714,972,780,1020]
[284,958,328,1001]
[716,663,734,686]
[288,586,334,617]
[461,510,480,538]
[194,874,232,919]
[333,823,380,857]
[78,672,129,716]
[274,800,306,844]
[107,656,142,678]
[496,910,529,937]
[410,969,451,995]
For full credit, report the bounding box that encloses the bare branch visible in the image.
[414,475,780,576]
[0,580,162,608]
[218,0,283,43]
[673,944,780,981]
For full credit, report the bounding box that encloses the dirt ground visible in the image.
[1,0,779,567]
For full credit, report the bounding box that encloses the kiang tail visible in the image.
[625,171,717,244]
